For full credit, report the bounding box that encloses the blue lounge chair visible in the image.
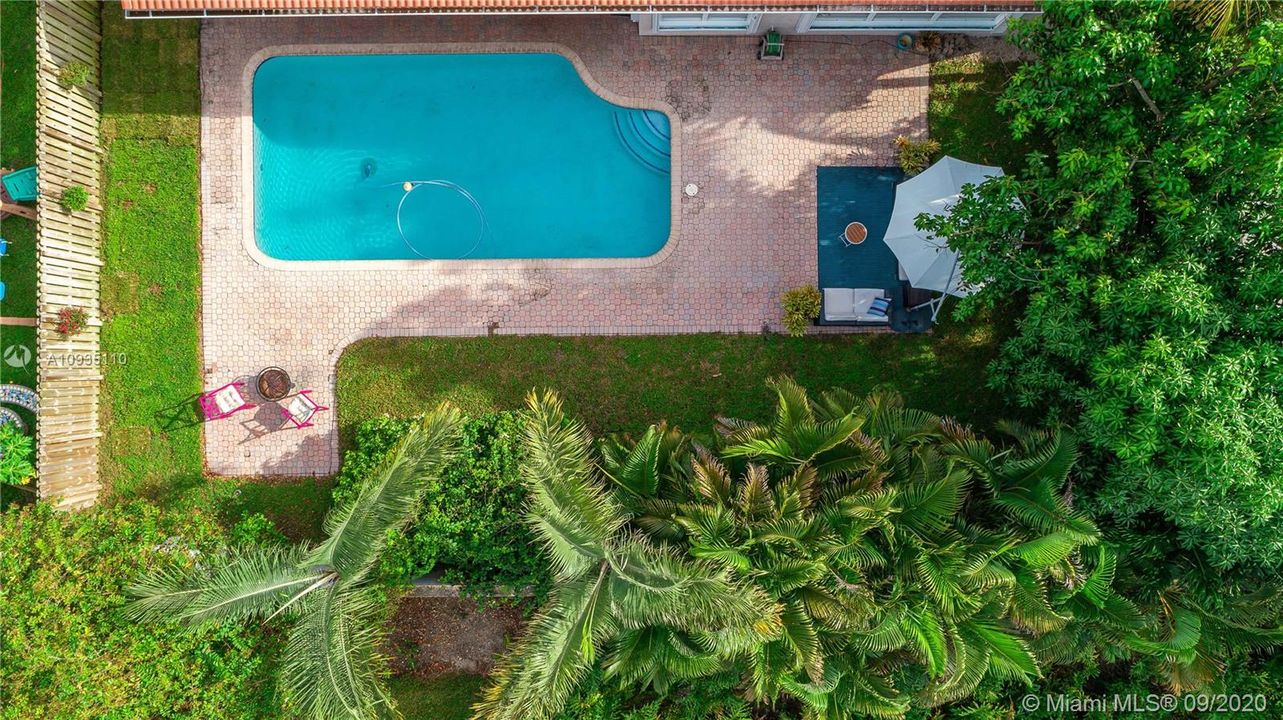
[0,281,6,301]
[0,239,7,256]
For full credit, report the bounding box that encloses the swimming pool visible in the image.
[252,52,673,262]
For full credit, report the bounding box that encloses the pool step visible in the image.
[613,109,671,175]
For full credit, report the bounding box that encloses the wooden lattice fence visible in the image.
[34,0,103,509]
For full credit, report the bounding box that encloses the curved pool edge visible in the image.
[237,42,683,272]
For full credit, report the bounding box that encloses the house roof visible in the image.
[121,0,1036,14]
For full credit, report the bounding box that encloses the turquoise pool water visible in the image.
[252,53,672,261]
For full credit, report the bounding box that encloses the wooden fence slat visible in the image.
[35,0,104,510]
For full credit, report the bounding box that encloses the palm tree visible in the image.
[1176,0,1278,37]
[128,405,465,720]
[473,391,778,720]
[614,379,1108,718]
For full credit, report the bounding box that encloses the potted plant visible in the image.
[894,135,941,177]
[781,285,821,336]
[60,186,89,213]
[56,306,90,338]
[57,60,91,89]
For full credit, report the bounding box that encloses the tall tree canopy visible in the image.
[919,0,1283,572]
[476,381,1283,719]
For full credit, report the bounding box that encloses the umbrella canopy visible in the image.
[883,156,1004,298]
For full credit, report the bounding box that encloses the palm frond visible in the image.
[780,599,825,681]
[1006,531,1086,569]
[735,462,775,520]
[521,391,627,580]
[128,544,318,625]
[897,473,967,536]
[279,585,395,720]
[475,566,616,720]
[309,405,463,583]
[605,627,723,693]
[964,621,1039,683]
[768,376,818,437]
[603,423,686,503]
[689,444,733,504]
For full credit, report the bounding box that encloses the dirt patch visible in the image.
[388,597,525,677]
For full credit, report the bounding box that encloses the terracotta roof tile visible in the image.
[123,0,1035,13]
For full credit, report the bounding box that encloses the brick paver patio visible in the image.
[200,15,927,476]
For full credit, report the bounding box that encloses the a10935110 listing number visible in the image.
[45,351,128,368]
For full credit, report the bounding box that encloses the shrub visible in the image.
[229,511,288,547]
[57,60,90,89]
[555,670,752,720]
[893,134,941,176]
[332,412,547,601]
[780,285,820,336]
[0,424,34,487]
[59,185,89,212]
[0,425,35,510]
[55,306,89,337]
[0,502,279,719]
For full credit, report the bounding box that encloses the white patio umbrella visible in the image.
[883,156,1004,320]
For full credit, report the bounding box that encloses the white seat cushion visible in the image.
[286,394,318,424]
[823,288,890,322]
[214,385,246,414]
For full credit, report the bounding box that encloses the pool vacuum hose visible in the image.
[389,179,488,260]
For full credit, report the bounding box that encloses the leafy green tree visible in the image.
[475,391,778,720]
[129,406,464,720]
[917,1,1283,572]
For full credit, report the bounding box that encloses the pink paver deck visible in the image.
[200,15,927,476]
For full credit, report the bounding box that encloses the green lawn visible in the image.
[1,0,36,167]
[389,674,485,720]
[929,54,1031,173]
[337,312,1010,447]
[99,6,204,499]
[1,0,38,321]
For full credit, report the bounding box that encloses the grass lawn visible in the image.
[1,0,36,167]
[929,54,1032,172]
[337,313,1011,446]
[389,674,485,720]
[1,0,38,320]
[99,6,203,499]
[97,6,328,534]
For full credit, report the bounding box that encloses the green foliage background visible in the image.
[332,413,548,600]
[923,1,1283,573]
[0,503,278,718]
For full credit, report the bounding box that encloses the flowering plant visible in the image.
[56,306,89,337]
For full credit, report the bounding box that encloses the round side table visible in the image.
[844,222,868,245]
[257,367,292,402]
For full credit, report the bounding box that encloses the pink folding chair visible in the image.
[200,381,254,421]
[281,390,328,429]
